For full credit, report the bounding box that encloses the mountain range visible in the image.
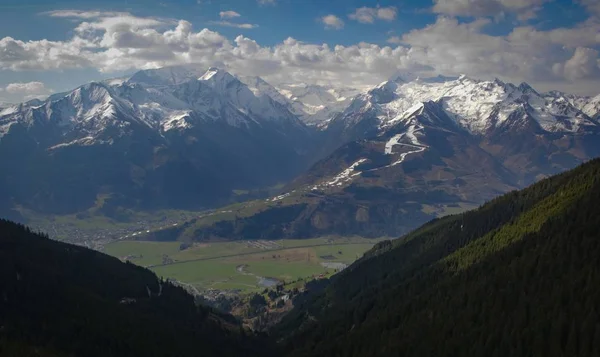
[1,65,599,239]
[145,70,600,241]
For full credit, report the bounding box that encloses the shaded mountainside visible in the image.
[146,97,598,242]
[0,67,315,219]
[0,219,274,357]
[274,158,600,357]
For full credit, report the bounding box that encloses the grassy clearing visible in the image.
[103,241,181,266]
[153,260,258,291]
[104,237,383,291]
[244,261,332,282]
[313,244,376,264]
[421,202,479,217]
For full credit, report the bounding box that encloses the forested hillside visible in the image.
[3,159,600,357]
[0,219,273,357]
[276,158,600,357]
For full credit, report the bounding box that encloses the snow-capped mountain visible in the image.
[317,75,600,188]
[1,66,600,229]
[202,75,600,240]
[582,95,600,119]
[0,67,308,142]
[275,83,361,126]
[0,66,315,217]
[237,76,361,127]
[330,75,598,136]
[544,91,600,120]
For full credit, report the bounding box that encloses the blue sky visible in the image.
[0,0,599,102]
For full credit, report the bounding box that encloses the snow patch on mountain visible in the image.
[382,124,427,167]
[162,111,193,131]
[47,136,100,150]
[0,121,16,137]
[385,134,404,154]
[314,158,367,189]
[267,192,293,202]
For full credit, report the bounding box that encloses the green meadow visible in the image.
[103,237,380,292]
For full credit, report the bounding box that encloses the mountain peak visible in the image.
[493,77,506,86]
[199,67,234,81]
[198,67,239,92]
[458,74,478,82]
[418,75,459,83]
[127,65,206,86]
[518,82,538,95]
[388,71,418,83]
[70,82,113,103]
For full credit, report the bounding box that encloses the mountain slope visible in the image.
[151,76,599,242]
[0,66,315,218]
[274,158,600,357]
[0,219,273,357]
[238,77,360,127]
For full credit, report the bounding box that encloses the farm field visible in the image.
[103,237,380,292]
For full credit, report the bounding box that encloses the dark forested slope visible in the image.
[276,158,600,357]
[0,219,273,357]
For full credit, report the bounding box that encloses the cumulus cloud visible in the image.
[556,47,600,80]
[44,10,126,19]
[210,21,258,29]
[1,10,599,95]
[3,81,53,100]
[387,36,402,44]
[320,15,345,30]
[579,0,600,17]
[432,0,548,20]
[257,0,276,5]
[399,16,600,85]
[219,11,241,19]
[5,81,48,93]
[349,6,397,24]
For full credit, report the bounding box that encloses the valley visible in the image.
[4,65,598,311]
[103,237,380,292]
[2,2,600,356]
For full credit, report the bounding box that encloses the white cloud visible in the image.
[5,81,48,93]
[579,0,600,17]
[349,6,397,24]
[44,10,125,19]
[1,10,599,96]
[210,21,258,29]
[321,15,345,30]
[400,16,600,92]
[559,47,600,80]
[387,36,402,44]
[219,11,241,19]
[432,0,548,20]
[376,7,398,21]
[3,81,53,100]
[257,0,276,5]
